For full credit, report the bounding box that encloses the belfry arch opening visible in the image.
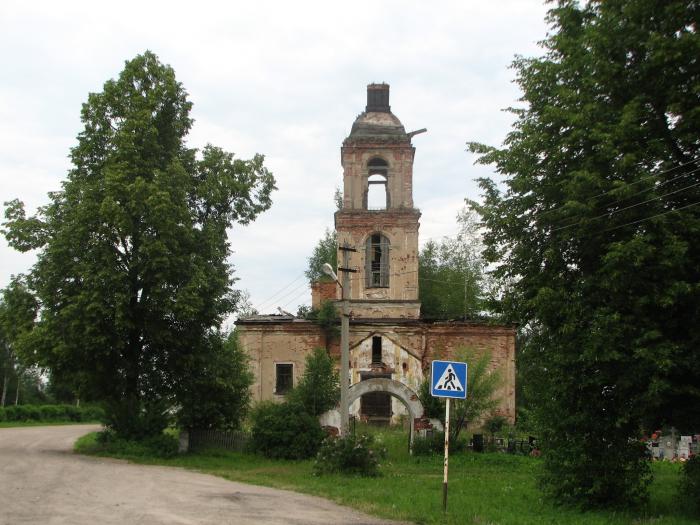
[366,157,389,210]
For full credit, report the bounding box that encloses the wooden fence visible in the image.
[186,429,250,452]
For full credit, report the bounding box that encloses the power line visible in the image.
[600,199,700,234]
[253,272,305,310]
[550,179,700,233]
[530,156,700,221]
[254,273,308,313]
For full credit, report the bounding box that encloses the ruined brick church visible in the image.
[236,84,515,427]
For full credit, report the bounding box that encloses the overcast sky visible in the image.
[0,0,549,323]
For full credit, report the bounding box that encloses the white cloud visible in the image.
[0,0,550,312]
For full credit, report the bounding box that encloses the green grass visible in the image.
[74,427,694,525]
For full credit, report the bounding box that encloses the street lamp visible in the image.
[322,261,350,436]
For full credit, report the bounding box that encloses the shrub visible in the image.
[249,400,325,459]
[0,407,4,422]
[39,405,62,420]
[287,347,339,416]
[103,400,170,439]
[411,431,467,456]
[4,405,32,421]
[94,429,178,458]
[176,331,252,432]
[679,455,700,515]
[314,433,387,477]
[80,405,105,422]
[64,405,83,421]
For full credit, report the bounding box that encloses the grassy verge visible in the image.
[0,420,101,428]
[75,427,693,525]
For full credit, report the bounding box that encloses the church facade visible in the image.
[236,84,516,426]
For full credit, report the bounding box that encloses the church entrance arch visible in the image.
[347,378,424,446]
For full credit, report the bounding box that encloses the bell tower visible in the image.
[335,84,422,319]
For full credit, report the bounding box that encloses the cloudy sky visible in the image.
[0,0,549,322]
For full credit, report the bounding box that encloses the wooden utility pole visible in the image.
[338,242,356,436]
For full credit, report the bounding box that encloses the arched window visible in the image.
[367,174,387,209]
[366,233,390,288]
[366,157,389,210]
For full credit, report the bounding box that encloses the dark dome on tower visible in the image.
[347,84,408,140]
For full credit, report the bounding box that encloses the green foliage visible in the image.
[176,331,252,431]
[485,414,507,438]
[249,401,325,459]
[0,276,39,406]
[453,348,503,442]
[419,207,489,319]
[679,456,700,516]
[1,51,275,439]
[417,377,445,419]
[411,431,467,456]
[93,429,178,459]
[469,0,699,508]
[315,300,339,346]
[0,403,103,422]
[287,347,339,416]
[314,433,386,477]
[305,228,337,284]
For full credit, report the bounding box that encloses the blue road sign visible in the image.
[431,360,467,399]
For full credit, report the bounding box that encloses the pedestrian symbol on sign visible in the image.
[435,364,463,392]
[430,360,467,399]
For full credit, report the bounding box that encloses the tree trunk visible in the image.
[14,370,21,405]
[1,369,7,407]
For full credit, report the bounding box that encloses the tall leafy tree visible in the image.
[2,52,276,437]
[0,276,38,406]
[469,1,699,507]
[305,228,337,284]
[419,207,488,319]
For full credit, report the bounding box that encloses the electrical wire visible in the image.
[550,179,700,233]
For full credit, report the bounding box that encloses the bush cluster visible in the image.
[314,433,387,477]
[679,455,700,515]
[411,431,467,456]
[0,404,104,423]
[248,400,325,459]
[94,430,178,459]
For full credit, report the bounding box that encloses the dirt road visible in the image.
[0,425,405,524]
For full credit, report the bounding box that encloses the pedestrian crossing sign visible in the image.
[430,360,467,399]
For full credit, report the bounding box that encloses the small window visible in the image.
[372,336,382,364]
[366,233,390,287]
[275,363,293,395]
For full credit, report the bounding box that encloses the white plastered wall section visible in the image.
[349,332,423,423]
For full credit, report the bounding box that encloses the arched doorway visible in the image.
[347,378,424,446]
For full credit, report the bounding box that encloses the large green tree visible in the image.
[469,0,699,507]
[2,52,276,437]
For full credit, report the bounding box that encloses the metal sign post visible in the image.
[443,397,450,512]
[430,360,468,514]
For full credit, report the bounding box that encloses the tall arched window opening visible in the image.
[366,157,389,210]
[366,233,390,287]
[367,174,388,209]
